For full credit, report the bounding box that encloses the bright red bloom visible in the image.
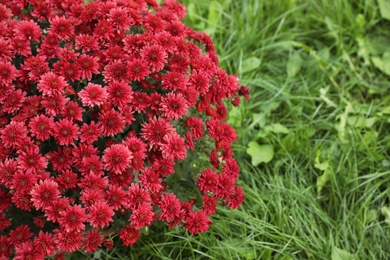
[161,132,187,161]
[9,225,33,246]
[62,101,83,122]
[184,210,212,235]
[80,188,105,208]
[141,117,175,147]
[14,20,42,42]
[161,93,188,120]
[227,186,244,209]
[79,121,101,144]
[17,146,48,174]
[53,229,83,253]
[102,144,133,174]
[30,179,61,210]
[50,16,74,40]
[130,203,154,229]
[0,121,28,148]
[126,183,151,210]
[127,59,150,81]
[29,115,55,141]
[139,167,162,193]
[76,54,99,80]
[88,201,115,228]
[119,225,140,246]
[53,118,79,145]
[2,88,26,114]
[197,169,218,194]
[106,81,133,107]
[57,170,78,190]
[14,240,44,260]
[11,171,36,193]
[159,193,181,222]
[59,205,87,232]
[84,229,103,253]
[75,34,99,52]
[34,231,57,257]
[140,45,167,72]
[79,83,108,107]
[37,72,67,96]
[105,185,126,210]
[98,109,125,137]
[0,62,17,86]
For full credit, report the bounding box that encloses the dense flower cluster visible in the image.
[0,0,249,258]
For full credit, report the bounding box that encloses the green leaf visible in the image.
[377,0,390,20]
[372,51,390,76]
[315,150,334,195]
[381,206,390,225]
[287,51,303,77]
[241,57,261,74]
[246,142,274,166]
[265,123,290,134]
[187,3,197,22]
[331,247,353,260]
[347,115,376,128]
[206,1,222,34]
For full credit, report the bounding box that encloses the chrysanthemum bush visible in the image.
[0,0,250,258]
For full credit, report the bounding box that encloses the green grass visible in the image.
[76,0,390,259]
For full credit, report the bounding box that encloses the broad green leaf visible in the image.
[246,142,274,166]
[365,209,377,224]
[265,123,290,134]
[381,206,390,225]
[241,57,261,74]
[207,1,222,34]
[331,247,353,260]
[287,51,303,77]
[372,52,390,76]
[347,115,376,128]
[315,150,333,194]
[187,3,197,22]
[378,0,390,20]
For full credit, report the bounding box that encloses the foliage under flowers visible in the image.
[0,0,249,258]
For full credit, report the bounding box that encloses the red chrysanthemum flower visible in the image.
[158,193,181,222]
[80,155,103,176]
[9,225,33,246]
[106,81,133,107]
[160,93,188,120]
[34,231,57,257]
[50,16,74,40]
[226,186,244,209]
[102,144,133,174]
[161,133,187,161]
[184,210,212,235]
[53,229,83,253]
[130,203,154,229]
[138,167,162,193]
[202,195,217,215]
[103,61,129,83]
[57,170,78,190]
[140,45,167,72]
[107,7,132,31]
[29,114,55,141]
[14,240,43,260]
[119,225,140,247]
[14,20,42,42]
[83,229,103,253]
[30,179,61,210]
[37,72,67,96]
[105,185,126,210]
[197,169,218,194]
[79,121,102,144]
[62,101,83,122]
[53,118,79,145]
[141,117,175,147]
[11,171,36,193]
[59,205,87,232]
[17,146,48,174]
[0,62,17,86]
[88,201,115,228]
[98,109,125,137]
[2,88,26,114]
[127,59,150,81]
[75,34,99,52]
[78,83,108,107]
[0,121,28,148]
[76,54,99,80]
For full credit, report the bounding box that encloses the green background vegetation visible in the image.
[79,0,390,259]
